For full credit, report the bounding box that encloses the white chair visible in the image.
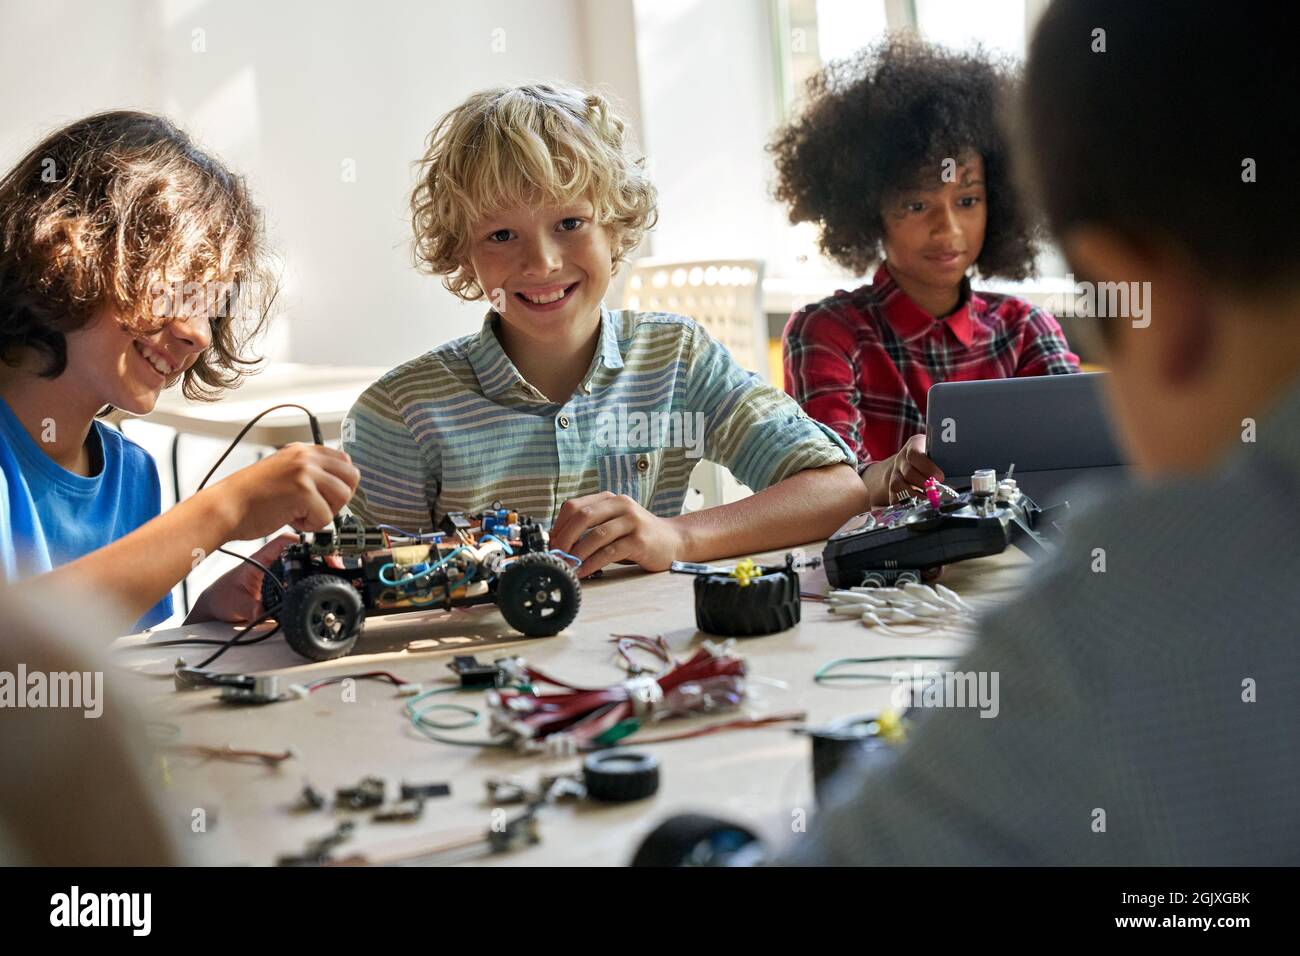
[621,259,766,509]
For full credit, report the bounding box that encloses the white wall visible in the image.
[631,0,792,270]
[0,0,646,623]
[0,0,644,367]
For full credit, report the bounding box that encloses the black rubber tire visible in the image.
[693,568,800,637]
[583,750,660,802]
[261,555,288,616]
[496,553,581,637]
[281,574,364,661]
[630,813,762,867]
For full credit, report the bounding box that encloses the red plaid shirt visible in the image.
[784,264,1080,468]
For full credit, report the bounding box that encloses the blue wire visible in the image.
[378,545,465,587]
[400,563,476,605]
[549,549,582,566]
[376,524,441,541]
[481,534,514,555]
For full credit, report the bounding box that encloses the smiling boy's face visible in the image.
[463,198,614,346]
[880,154,987,312]
[63,303,211,415]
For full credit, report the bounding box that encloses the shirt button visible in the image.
[636,456,650,472]
[557,415,570,429]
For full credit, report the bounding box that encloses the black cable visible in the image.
[190,403,325,598]
[152,607,282,668]
[195,402,322,492]
[217,546,285,595]
[195,621,281,669]
[178,402,333,667]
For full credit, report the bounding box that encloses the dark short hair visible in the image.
[0,111,276,400]
[770,36,1038,280]
[1018,0,1295,291]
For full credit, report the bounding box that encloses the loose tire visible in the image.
[496,553,581,637]
[281,574,364,661]
[261,555,288,616]
[631,814,762,867]
[582,750,660,802]
[693,568,801,637]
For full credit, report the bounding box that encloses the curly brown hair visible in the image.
[770,36,1038,280]
[0,110,276,401]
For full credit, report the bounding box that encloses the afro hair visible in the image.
[770,35,1039,280]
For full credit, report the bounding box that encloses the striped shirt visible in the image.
[342,307,853,530]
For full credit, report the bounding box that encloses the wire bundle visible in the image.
[825,581,974,632]
[486,641,752,753]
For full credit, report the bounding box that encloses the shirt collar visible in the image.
[872,263,976,348]
[467,304,624,402]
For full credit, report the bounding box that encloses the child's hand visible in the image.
[548,491,686,578]
[208,443,360,542]
[185,534,297,624]
[865,434,945,504]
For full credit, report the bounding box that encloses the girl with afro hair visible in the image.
[772,37,1079,505]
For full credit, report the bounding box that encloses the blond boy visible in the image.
[345,85,866,577]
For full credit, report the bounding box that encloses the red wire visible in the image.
[621,711,806,744]
[304,671,407,693]
[492,646,749,748]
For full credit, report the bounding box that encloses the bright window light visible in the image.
[914,0,1026,58]
[814,0,888,64]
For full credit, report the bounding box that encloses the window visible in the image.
[773,0,1052,114]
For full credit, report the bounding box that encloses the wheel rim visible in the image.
[309,595,353,643]
[517,570,563,620]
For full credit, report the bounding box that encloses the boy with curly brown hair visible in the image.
[772,38,1079,505]
[0,111,358,631]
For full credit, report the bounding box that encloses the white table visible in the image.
[110,543,1034,866]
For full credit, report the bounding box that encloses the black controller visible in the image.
[822,471,1068,589]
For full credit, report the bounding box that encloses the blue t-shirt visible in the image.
[0,397,173,629]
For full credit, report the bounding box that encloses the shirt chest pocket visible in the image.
[596,450,662,509]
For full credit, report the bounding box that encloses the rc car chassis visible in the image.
[262,505,581,661]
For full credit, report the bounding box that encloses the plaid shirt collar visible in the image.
[467,304,625,403]
[872,263,979,348]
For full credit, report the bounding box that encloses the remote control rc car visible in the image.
[822,468,1068,589]
[261,505,581,661]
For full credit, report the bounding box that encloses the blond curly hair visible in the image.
[411,84,657,301]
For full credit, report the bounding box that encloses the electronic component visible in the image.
[822,466,1064,589]
[447,655,503,688]
[487,810,541,854]
[295,783,326,812]
[798,710,910,805]
[372,798,425,823]
[401,781,452,800]
[277,820,355,867]
[335,776,385,810]
[173,661,297,704]
[486,771,588,807]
